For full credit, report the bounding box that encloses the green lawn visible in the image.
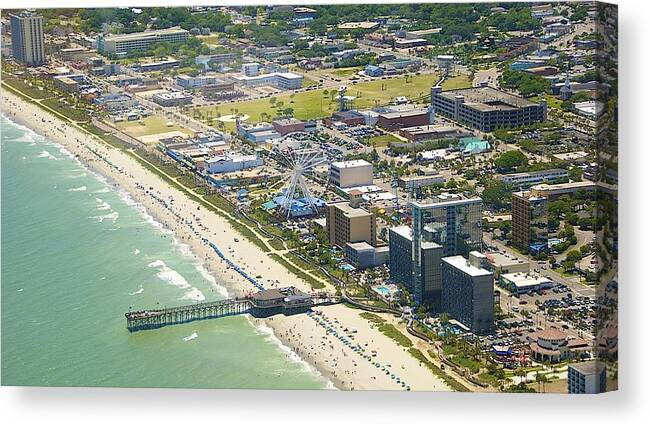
[317,66,363,79]
[478,372,502,388]
[41,98,91,122]
[3,76,53,100]
[195,72,441,124]
[115,115,193,139]
[302,76,319,88]
[451,355,482,374]
[532,94,563,110]
[197,34,221,45]
[441,74,473,91]
[368,134,402,147]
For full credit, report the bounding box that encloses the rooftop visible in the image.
[486,252,529,268]
[103,27,188,42]
[337,21,379,30]
[346,241,375,251]
[390,225,412,240]
[410,195,482,210]
[503,168,568,179]
[442,255,492,277]
[153,91,192,100]
[501,272,553,287]
[232,71,303,81]
[401,124,460,135]
[537,327,567,342]
[251,286,309,302]
[273,118,304,126]
[379,108,429,119]
[330,201,373,218]
[331,159,372,169]
[435,86,539,111]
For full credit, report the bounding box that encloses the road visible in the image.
[485,232,595,298]
[473,66,501,88]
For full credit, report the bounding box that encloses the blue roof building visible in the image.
[365,65,384,77]
[458,137,490,155]
[271,195,326,218]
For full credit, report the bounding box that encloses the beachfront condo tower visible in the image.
[10,11,46,66]
[410,195,482,308]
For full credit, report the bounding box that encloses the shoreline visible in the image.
[1,89,451,392]
[2,106,338,390]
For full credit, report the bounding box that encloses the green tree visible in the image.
[481,180,513,210]
[566,250,583,263]
[494,150,528,171]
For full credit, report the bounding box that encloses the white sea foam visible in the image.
[14,134,36,143]
[128,287,144,296]
[250,317,336,390]
[17,288,24,292]
[133,249,141,255]
[182,332,198,342]
[119,190,230,300]
[68,186,87,192]
[2,115,43,141]
[68,172,87,179]
[148,260,205,302]
[117,188,173,235]
[93,187,110,194]
[37,150,57,160]
[194,262,229,299]
[90,211,119,223]
[95,198,112,211]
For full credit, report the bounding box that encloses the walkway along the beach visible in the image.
[125,292,340,332]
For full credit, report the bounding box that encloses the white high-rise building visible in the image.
[329,160,373,188]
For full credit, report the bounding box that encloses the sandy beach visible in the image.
[1,89,451,392]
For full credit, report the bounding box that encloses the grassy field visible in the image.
[441,73,473,91]
[115,115,193,138]
[532,94,564,110]
[197,35,221,45]
[368,134,402,147]
[316,66,364,79]
[3,76,53,100]
[195,72,441,124]
[302,77,319,88]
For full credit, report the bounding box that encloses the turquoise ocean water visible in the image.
[1,115,327,389]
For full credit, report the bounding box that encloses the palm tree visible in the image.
[535,372,549,392]
[515,367,527,385]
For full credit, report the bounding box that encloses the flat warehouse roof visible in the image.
[104,27,188,42]
[436,86,539,110]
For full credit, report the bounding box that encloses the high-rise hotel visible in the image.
[10,11,46,66]
[409,195,483,307]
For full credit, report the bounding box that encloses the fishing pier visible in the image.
[125,287,339,332]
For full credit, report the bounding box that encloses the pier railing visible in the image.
[125,293,340,332]
[125,298,252,332]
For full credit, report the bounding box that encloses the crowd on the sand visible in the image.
[4,95,431,392]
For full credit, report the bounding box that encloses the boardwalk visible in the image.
[125,290,340,332]
[125,298,252,332]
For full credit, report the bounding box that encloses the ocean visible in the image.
[1,115,328,389]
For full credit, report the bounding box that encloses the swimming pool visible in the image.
[375,285,391,296]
